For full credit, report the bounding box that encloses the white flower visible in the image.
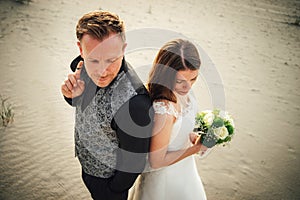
[203,111,214,125]
[219,110,227,118]
[221,111,235,128]
[213,126,229,140]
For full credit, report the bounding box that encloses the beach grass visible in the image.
[0,95,14,127]
[14,0,31,4]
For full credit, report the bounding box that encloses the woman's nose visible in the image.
[183,81,192,89]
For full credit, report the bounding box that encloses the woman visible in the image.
[129,39,207,200]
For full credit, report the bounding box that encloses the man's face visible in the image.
[78,33,126,87]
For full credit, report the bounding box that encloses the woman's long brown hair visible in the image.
[147,39,201,103]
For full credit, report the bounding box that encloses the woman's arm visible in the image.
[149,113,204,169]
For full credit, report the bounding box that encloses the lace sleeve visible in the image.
[153,101,178,118]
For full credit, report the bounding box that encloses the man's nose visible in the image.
[96,61,109,75]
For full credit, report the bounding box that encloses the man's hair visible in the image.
[147,39,201,103]
[76,10,125,41]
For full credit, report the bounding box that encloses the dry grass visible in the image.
[0,95,14,127]
[14,0,31,4]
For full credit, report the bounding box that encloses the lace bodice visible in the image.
[152,94,198,151]
[153,101,179,118]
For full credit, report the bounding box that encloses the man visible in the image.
[61,11,153,200]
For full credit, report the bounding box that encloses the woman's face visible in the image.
[174,69,199,96]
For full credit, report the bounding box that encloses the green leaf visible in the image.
[212,117,224,128]
[226,124,234,135]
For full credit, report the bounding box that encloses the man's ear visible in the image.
[77,41,83,57]
[122,42,127,52]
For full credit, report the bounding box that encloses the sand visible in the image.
[0,0,299,199]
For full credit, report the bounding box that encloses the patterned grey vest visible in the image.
[74,70,137,178]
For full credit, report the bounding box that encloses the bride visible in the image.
[129,39,207,200]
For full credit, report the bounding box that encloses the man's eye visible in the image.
[89,60,99,64]
[108,59,117,63]
[176,80,183,84]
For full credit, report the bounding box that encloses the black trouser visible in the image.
[82,170,128,200]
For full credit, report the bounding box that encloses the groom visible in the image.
[61,11,153,200]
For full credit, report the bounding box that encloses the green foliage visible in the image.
[0,95,14,127]
[195,109,235,147]
[195,113,208,133]
[212,109,220,116]
[216,134,231,145]
[225,124,234,135]
[211,117,224,128]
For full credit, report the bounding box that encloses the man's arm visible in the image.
[109,94,154,193]
[64,96,81,106]
[61,56,85,106]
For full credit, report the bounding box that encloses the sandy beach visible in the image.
[0,0,299,199]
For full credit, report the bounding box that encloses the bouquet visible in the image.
[194,109,235,148]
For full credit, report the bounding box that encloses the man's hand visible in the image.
[61,61,85,98]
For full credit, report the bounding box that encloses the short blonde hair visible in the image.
[76,10,125,42]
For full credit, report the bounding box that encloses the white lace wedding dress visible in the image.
[129,93,207,200]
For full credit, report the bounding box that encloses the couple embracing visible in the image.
[61,10,207,200]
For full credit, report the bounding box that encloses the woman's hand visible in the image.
[189,132,208,155]
[189,132,199,144]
